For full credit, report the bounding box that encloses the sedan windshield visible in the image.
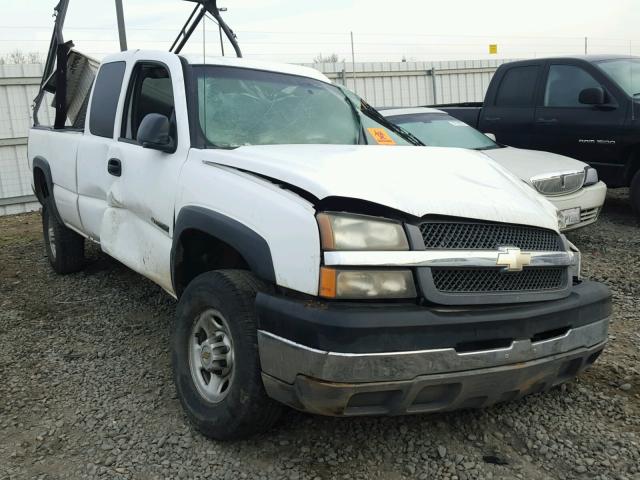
[386,113,501,150]
[596,58,640,98]
[192,66,415,148]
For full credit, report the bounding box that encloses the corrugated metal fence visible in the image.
[308,58,511,106]
[0,59,509,216]
[0,64,53,216]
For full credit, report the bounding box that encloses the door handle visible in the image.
[484,116,502,121]
[108,158,122,177]
[537,117,558,124]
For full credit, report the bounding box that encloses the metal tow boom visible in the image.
[33,0,242,127]
[33,0,70,127]
[170,0,242,57]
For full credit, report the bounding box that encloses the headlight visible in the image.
[319,267,417,299]
[316,212,409,251]
[583,167,598,186]
[316,213,416,299]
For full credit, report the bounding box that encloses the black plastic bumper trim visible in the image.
[255,280,611,353]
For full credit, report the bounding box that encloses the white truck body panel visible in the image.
[177,155,320,295]
[28,128,84,231]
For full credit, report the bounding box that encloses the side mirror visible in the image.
[484,133,497,141]
[137,113,176,153]
[579,87,605,106]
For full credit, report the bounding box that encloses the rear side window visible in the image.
[89,61,126,138]
[495,66,540,107]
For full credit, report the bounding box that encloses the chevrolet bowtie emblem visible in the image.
[496,247,532,272]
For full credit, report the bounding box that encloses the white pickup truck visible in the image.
[29,50,612,440]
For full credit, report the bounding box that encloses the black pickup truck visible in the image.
[436,55,640,214]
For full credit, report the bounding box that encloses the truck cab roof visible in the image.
[503,54,639,66]
[101,50,331,83]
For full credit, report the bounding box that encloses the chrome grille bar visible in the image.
[323,250,576,269]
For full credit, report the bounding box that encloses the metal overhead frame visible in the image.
[33,0,241,127]
[33,0,129,127]
[33,0,70,127]
[170,0,242,57]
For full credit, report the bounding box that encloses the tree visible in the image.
[0,50,42,65]
[312,53,342,64]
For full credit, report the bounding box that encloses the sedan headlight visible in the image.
[583,167,598,187]
[316,212,409,251]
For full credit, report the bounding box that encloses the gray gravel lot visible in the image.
[1,189,639,480]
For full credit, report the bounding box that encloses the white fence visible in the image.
[0,64,52,216]
[0,59,508,216]
[308,59,510,107]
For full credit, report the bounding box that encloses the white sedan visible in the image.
[382,107,607,231]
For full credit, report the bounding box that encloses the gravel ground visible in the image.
[1,189,639,480]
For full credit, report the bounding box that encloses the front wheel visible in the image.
[171,270,283,440]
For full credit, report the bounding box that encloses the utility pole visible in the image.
[350,31,356,93]
[202,8,206,61]
[115,0,128,51]
[218,7,227,56]
[584,37,588,55]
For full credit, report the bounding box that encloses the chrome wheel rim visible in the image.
[47,216,56,259]
[188,309,234,403]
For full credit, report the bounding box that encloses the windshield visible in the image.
[596,58,640,98]
[193,66,413,148]
[386,113,501,150]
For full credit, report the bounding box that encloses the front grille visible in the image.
[419,222,563,251]
[432,267,566,293]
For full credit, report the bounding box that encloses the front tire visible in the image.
[42,202,85,274]
[631,170,640,216]
[172,270,283,440]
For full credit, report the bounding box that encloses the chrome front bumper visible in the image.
[551,180,607,231]
[258,318,608,416]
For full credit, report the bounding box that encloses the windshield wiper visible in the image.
[342,93,365,144]
[205,142,240,150]
[358,100,425,146]
[473,144,504,151]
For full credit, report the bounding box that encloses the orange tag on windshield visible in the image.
[367,128,396,145]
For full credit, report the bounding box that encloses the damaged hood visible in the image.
[198,144,559,231]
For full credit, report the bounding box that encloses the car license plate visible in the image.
[560,207,581,226]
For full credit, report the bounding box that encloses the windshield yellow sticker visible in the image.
[368,128,396,145]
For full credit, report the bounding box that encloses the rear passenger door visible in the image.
[77,61,127,241]
[533,61,626,172]
[479,64,542,148]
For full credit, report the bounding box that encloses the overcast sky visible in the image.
[1,0,638,62]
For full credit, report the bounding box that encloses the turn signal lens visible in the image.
[319,267,337,298]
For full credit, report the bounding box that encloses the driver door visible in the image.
[533,62,626,169]
[100,56,189,294]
